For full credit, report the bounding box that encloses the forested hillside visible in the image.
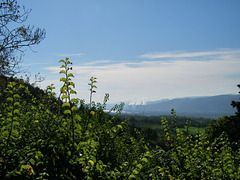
[124,95,239,118]
[1,58,240,179]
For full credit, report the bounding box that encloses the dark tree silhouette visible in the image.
[206,84,240,149]
[231,84,240,117]
[0,0,46,76]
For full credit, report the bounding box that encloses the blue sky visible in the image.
[18,0,240,104]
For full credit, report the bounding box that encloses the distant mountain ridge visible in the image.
[124,94,239,118]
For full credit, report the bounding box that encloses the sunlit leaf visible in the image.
[6,97,13,102]
[82,168,88,173]
[70,90,76,94]
[59,70,66,74]
[70,98,78,104]
[71,106,78,111]
[67,73,74,78]
[14,102,20,107]
[62,102,70,108]
[14,109,20,115]
[141,158,148,163]
[88,160,94,166]
[129,174,136,178]
[60,77,67,82]
[69,82,75,87]
[13,94,20,99]
[64,110,71,115]
[61,95,69,100]
[74,115,81,121]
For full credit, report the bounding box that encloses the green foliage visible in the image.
[0,59,147,179]
[205,84,240,150]
[88,76,97,109]
[0,59,239,179]
[231,84,240,117]
[124,114,210,130]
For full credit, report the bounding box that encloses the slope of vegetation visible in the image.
[0,58,240,179]
[123,114,210,129]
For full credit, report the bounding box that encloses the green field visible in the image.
[180,126,205,135]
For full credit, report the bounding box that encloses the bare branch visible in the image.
[0,0,46,76]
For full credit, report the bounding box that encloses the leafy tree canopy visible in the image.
[0,0,46,76]
[206,84,240,149]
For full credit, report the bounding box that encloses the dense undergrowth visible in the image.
[0,58,240,179]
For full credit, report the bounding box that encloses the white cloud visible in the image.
[139,49,240,59]
[84,60,112,65]
[44,49,240,103]
[55,53,84,57]
[21,62,48,67]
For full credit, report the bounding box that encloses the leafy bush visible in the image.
[0,59,239,179]
[205,84,240,150]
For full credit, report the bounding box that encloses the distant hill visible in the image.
[124,94,239,118]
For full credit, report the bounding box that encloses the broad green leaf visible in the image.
[59,59,65,63]
[14,109,20,115]
[7,113,13,117]
[64,110,71,115]
[117,125,123,130]
[13,94,20,99]
[129,174,136,178]
[12,129,19,136]
[61,95,69,100]
[90,111,95,116]
[2,131,9,137]
[62,102,70,108]
[13,117,18,121]
[29,158,35,165]
[70,90,76,94]
[80,142,88,146]
[67,73,74,78]
[141,158,148,163]
[62,122,67,127]
[75,123,82,130]
[137,164,143,169]
[74,115,81,121]
[60,86,67,93]
[70,98,78,104]
[69,82,75,87]
[133,169,139,174]
[88,160,94,166]
[60,77,67,82]
[19,84,25,89]
[71,106,78,111]
[14,102,20,107]
[82,168,88,173]
[27,152,33,156]
[6,97,13,102]
[59,70,66,74]
[8,82,15,88]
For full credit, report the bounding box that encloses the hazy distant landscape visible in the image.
[105,94,239,118]
[121,94,239,118]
